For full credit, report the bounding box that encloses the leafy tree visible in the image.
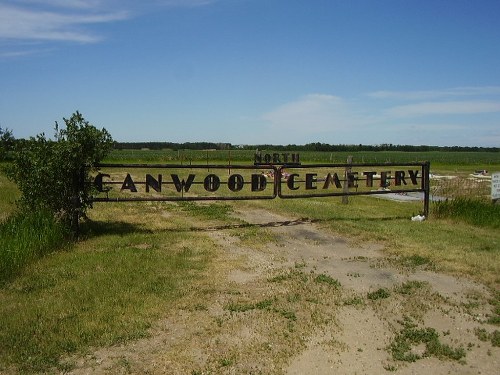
[7,112,113,232]
[0,126,15,160]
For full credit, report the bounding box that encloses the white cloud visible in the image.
[156,0,218,7]
[15,0,105,9]
[258,94,388,145]
[258,90,500,146]
[387,100,500,117]
[0,3,128,43]
[262,94,354,132]
[0,0,217,48]
[0,47,52,58]
[368,86,500,101]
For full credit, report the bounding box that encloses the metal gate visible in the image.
[92,161,430,216]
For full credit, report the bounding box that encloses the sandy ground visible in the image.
[65,207,499,374]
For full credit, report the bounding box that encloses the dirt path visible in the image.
[66,208,499,374]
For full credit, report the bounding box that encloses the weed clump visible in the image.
[390,317,465,362]
[314,274,341,288]
[367,288,391,300]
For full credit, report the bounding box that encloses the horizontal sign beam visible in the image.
[91,162,430,216]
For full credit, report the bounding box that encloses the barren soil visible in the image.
[66,207,499,374]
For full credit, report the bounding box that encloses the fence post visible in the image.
[423,161,430,217]
[342,156,353,204]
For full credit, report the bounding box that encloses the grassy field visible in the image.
[1,151,499,373]
[105,148,500,172]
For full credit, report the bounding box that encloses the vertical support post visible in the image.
[342,156,353,204]
[423,161,430,217]
[274,166,280,199]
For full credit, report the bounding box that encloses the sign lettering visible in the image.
[92,162,430,215]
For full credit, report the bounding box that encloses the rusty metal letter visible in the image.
[380,171,391,188]
[347,172,359,188]
[251,174,267,192]
[287,173,300,190]
[363,171,376,187]
[171,174,196,193]
[94,173,110,192]
[204,174,221,192]
[228,174,244,192]
[305,173,317,190]
[408,170,419,185]
[146,174,162,192]
[394,171,406,186]
[323,173,342,189]
[121,173,137,192]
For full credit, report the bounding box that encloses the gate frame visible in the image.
[91,161,430,217]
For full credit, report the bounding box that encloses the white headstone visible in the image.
[492,172,500,201]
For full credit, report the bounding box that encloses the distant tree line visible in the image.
[113,141,499,153]
[3,131,499,159]
[113,141,232,151]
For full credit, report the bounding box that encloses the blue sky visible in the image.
[1,0,499,146]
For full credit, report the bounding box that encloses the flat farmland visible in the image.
[1,150,499,374]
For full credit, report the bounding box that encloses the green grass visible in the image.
[177,201,234,221]
[0,209,69,285]
[433,198,500,228]
[0,204,215,373]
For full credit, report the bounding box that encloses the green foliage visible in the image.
[6,112,113,230]
[395,280,427,295]
[0,126,15,161]
[390,317,465,362]
[492,330,500,347]
[473,327,500,346]
[0,167,19,221]
[314,273,341,287]
[433,198,500,229]
[488,290,500,325]
[367,288,391,300]
[0,209,69,285]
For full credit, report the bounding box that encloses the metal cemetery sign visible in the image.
[92,161,431,216]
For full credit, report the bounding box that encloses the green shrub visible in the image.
[6,112,113,231]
